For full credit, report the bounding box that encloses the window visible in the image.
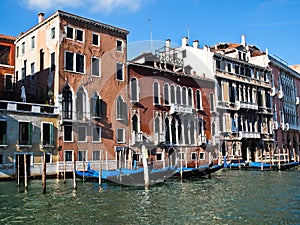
[91,57,100,76]
[31,36,35,49]
[50,52,55,72]
[41,122,54,146]
[178,152,185,160]
[191,152,197,160]
[21,42,25,54]
[199,152,205,160]
[66,26,74,39]
[209,92,215,112]
[216,59,221,69]
[170,85,175,104]
[116,95,127,120]
[42,153,52,163]
[31,62,35,76]
[196,90,202,110]
[188,88,193,106]
[16,46,19,58]
[65,51,85,73]
[76,29,84,42]
[51,27,55,39]
[64,150,73,162]
[116,63,124,80]
[22,60,27,79]
[156,153,162,161]
[92,126,101,142]
[62,85,72,119]
[92,33,99,46]
[76,87,87,120]
[78,126,87,142]
[117,128,125,143]
[163,83,170,105]
[153,82,160,105]
[4,74,13,91]
[0,153,3,164]
[116,40,123,52]
[130,78,138,102]
[78,150,87,161]
[40,49,44,71]
[64,125,73,142]
[93,150,100,160]
[227,63,231,73]
[0,121,7,145]
[91,93,105,118]
[182,87,187,105]
[0,45,10,65]
[176,86,181,105]
[19,122,32,145]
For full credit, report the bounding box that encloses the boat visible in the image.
[277,161,299,170]
[241,162,278,171]
[76,163,177,186]
[223,156,246,170]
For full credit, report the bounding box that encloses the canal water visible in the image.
[0,169,299,225]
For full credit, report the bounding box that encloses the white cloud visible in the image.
[21,0,143,13]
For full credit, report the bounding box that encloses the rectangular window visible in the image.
[64,125,73,142]
[21,42,25,54]
[227,63,231,73]
[92,33,99,46]
[50,52,55,72]
[22,60,27,79]
[64,150,73,162]
[210,93,215,112]
[43,153,51,163]
[41,122,54,146]
[66,26,74,39]
[92,126,101,142]
[76,29,84,42]
[116,40,123,52]
[178,152,185,160]
[92,150,100,161]
[51,27,55,39]
[31,36,35,49]
[0,45,10,65]
[235,65,240,74]
[116,63,124,80]
[156,153,162,161]
[76,54,84,73]
[191,152,197,160]
[199,152,205,160]
[4,74,13,91]
[91,57,100,76]
[16,46,19,58]
[216,59,221,70]
[0,153,3,164]
[78,126,87,142]
[19,122,32,145]
[0,121,7,145]
[31,62,35,76]
[117,128,125,143]
[65,52,74,71]
[78,150,87,161]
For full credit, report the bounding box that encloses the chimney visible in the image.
[241,34,246,46]
[182,37,188,47]
[38,12,45,23]
[166,39,171,49]
[193,40,199,48]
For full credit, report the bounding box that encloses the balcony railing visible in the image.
[131,132,143,145]
[238,131,260,139]
[154,133,165,145]
[198,135,207,145]
[170,103,193,114]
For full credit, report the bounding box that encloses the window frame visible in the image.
[78,150,87,161]
[64,150,73,162]
[77,126,87,142]
[51,27,55,39]
[91,56,101,77]
[18,121,32,146]
[66,26,74,39]
[92,150,100,161]
[116,62,124,81]
[41,122,54,146]
[76,29,84,42]
[92,33,100,46]
[31,36,35,49]
[116,40,123,52]
[116,128,125,143]
[4,74,13,92]
[63,125,73,142]
[92,126,102,143]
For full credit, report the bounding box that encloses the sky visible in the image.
[1,0,300,65]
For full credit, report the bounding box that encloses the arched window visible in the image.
[170,85,175,104]
[182,87,187,105]
[188,88,193,106]
[171,118,176,144]
[154,116,160,134]
[196,89,202,110]
[62,85,72,119]
[132,114,138,133]
[163,83,170,105]
[176,86,181,105]
[91,92,104,118]
[76,87,87,120]
[153,81,160,104]
[190,120,195,144]
[130,78,138,102]
[165,117,170,143]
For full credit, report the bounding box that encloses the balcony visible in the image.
[239,101,258,110]
[198,135,207,146]
[238,131,260,139]
[131,132,143,145]
[170,103,193,114]
[154,133,165,145]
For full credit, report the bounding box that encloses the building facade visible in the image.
[14,10,129,170]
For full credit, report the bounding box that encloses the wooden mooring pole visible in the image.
[63,157,66,184]
[17,154,20,187]
[42,152,46,194]
[24,154,28,190]
[99,150,102,187]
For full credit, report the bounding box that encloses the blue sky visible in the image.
[1,0,300,65]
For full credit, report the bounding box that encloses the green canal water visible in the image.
[0,169,299,225]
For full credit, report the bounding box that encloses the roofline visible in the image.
[15,10,129,43]
[269,55,300,79]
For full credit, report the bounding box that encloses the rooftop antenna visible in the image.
[148,19,154,52]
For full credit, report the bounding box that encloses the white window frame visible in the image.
[191,152,197,160]
[116,62,124,81]
[178,152,185,160]
[116,128,125,143]
[92,33,100,46]
[130,77,139,102]
[41,152,52,163]
[77,126,87,142]
[21,42,25,54]
[31,36,35,49]
[116,39,123,52]
[41,122,54,146]
[199,152,205,160]
[63,125,73,142]
[92,126,102,143]
[78,150,87,161]
[91,56,101,77]
[51,27,55,39]
[76,28,84,42]
[64,51,85,74]
[66,26,74,40]
[64,150,74,162]
[92,150,100,161]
